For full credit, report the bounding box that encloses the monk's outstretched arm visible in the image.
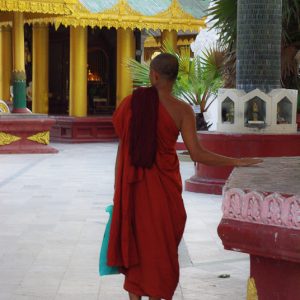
[180,105,262,167]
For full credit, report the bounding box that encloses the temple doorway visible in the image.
[48,25,116,115]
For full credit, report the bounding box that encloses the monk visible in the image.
[107,53,262,300]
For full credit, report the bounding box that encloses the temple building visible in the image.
[0,0,208,143]
[0,0,76,110]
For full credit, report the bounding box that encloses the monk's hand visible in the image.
[234,157,263,167]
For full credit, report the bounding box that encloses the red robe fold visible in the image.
[107,95,187,300]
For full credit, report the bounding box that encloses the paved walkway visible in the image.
[0,143,249,300]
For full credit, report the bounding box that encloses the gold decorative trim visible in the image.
[0,100,10,113]
[27,0,206,32]
[0,0,75,15]
[247,277,258,300]
[104,0,143,16]
[144,35,196,48]
[0,131,21,145]
[0,24,11,31]
[156,0,197,20]
[27,131,50,145]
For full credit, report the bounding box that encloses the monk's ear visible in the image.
[149,69,155,85]
[150,69,159,85]
[153,70,160,81]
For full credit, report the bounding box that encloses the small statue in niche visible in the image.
[247,99,264,125]
[252,100,259,121]
[277,106,286,124]
[225,102,234,123]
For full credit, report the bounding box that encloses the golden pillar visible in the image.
[12,12,30,113]
[116,28,135,106]
[69,26,87,117]
[12,12,25,72]
[0,26,12,102]
[161,30,178,52]
[32,24,49,114]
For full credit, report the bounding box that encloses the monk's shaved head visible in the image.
[150,53,179,82]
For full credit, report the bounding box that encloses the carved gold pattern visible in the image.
[27,131,50,144]
[104,0,142,16]
[0,131,21,145]
[0,0,75,15]
[0,100,10,113]
[247,277,258,300]
[27,0,206,32]
[0,25,11,32]
[144,35,196,48]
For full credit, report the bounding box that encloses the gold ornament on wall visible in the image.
[247,277,258,300]
[0,0,75,15]
[27,131,50,145]
[0,132,21,145]
[0,100,10,113]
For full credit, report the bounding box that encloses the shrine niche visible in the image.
[216,88,297,133]
[244,97,266,128]
[221,97,235,124]
[277,97,292,124]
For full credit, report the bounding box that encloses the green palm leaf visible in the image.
[206,0,300,93]
[206,0,237,49]
[207,0,300,48]
[126,38,225,112]
[126,58,150,87]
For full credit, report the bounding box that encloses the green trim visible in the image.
[13,80,27,109]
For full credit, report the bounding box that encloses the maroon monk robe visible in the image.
[107,92,187,300]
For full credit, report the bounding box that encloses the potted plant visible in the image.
[127,41,225,131]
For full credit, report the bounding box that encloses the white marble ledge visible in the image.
[226,157,300,195]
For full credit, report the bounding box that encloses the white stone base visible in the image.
[216,88,298,133]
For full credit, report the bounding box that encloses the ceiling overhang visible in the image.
[28,0,207,32]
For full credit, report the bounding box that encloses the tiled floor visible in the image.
[0,143,249,300]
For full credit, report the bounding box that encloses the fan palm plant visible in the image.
[208,0,299,50]
[127,40,225,130]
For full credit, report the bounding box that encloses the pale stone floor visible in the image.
[0,143,249,300]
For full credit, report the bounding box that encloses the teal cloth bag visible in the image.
[99,204,119,276]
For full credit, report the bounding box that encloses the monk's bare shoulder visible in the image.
[170,97,194,129]
[172,97,194,117]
